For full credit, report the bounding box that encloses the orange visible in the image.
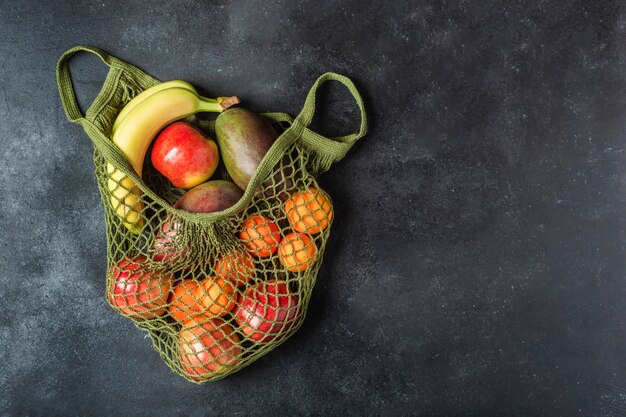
[239,215,281,258]
[278,233,318,272]
[215,249,256,286]
[168,279,202,322]
[197,277,238,316]
[284,188,333,234]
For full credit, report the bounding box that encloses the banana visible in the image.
[111,80,196,134]
[107,85,239,234]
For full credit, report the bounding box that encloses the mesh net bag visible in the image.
[56,46,367,382]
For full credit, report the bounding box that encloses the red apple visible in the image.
[107,256,172,319]
[235,280,300,343]
[151,121,219,189]
[152,215,189,264]
[179,316,242,380]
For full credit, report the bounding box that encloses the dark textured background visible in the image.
[1,1,625,416]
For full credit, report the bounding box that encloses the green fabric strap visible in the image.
[56,46,117,124]
[294,72,368,169]
[56,45,156,124]
[56,46,158,177]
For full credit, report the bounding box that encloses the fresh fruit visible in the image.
[108,85,239,233]
[168,279,202,322]
[106,167,144,234]
[174,180,243,214]
[261,155,296,202]
[112,80,196,134]
[151,121,220,189]
[197,277,238,316]
[215,108,278,191]
[179,315,242,380]
[284,187,333,234]
[278,233,317,272]
[215,249,255,286]
[152,216,188,264]
[108,256,172,319]
[239,215,281,258]
[235,280,300,343]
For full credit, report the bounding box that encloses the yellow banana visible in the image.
[107,86,239,234]
[111,80,196,134]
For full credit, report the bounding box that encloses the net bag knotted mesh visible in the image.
[56,45,367,382]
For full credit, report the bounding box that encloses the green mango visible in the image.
[174,180,243,213]
[215,108,278,191]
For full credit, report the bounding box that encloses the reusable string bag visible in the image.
[56,45,367,382]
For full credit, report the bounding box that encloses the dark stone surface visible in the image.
[1,1,625,416]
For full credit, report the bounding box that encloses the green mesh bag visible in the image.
[56,45,367,382]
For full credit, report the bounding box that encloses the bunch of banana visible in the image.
[107,81,239,234]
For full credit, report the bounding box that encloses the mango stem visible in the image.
[217,96,240,111]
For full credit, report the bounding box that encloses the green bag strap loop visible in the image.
[56,45,124,124]
[292,72,368,170]
[56,45,160,178]
[57,45,158,126]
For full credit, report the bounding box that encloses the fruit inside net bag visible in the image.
[56,45,367,382]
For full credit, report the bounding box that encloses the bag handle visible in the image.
[57,45,157,126]
[56,45,160,182]
[56,45,123,124]
[292,72,368,171]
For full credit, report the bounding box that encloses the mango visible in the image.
[215,108,278,191]
[174,180,243,213]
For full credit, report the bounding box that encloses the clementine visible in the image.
[284,188,333,234]
[239,215,281,257]
[278,233,318,272]
[215,249,256,286]
[197,277,238,316]
[168,279,202,322]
